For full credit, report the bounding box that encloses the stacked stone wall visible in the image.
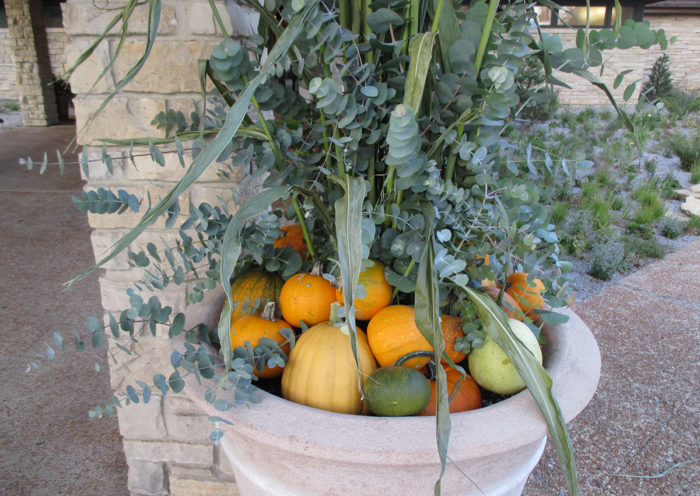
[554,15,700,106]
[63,1,256,494]
[5,0,58,125]
[0,29,18,100]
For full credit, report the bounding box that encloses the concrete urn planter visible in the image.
[181,306,600,496]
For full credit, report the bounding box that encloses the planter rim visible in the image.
[180,306,600,463]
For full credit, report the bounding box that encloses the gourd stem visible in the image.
[394,350,435,367]
[310,259,323,277]
[261,301,277,321]
[329,302,343,326]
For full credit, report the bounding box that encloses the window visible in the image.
[44,0,67,28]
[535,3,637,28]
[0,1,7,29]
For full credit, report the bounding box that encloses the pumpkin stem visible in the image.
[329,302,343,326]
[394,350,435,367]
[261,301,277,321]
[311,260,323,277]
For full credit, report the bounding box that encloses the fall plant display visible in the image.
[27,0,669,494]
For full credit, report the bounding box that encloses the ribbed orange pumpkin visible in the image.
[335,260,392,320]
[367,306,467,369]
[481,286,525,321]
[230,303,292,379]
[279,263,337,328]
[229,268,283,323]
[281,308,377,414]
[505,272,545,317]
[273,224,308,258]
[419,368,482,416]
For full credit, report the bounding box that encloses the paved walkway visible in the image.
[0,125,128,496]
[1,125,698,495]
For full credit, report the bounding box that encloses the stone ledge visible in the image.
[124,440,214,466]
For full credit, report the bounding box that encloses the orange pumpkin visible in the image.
[273,224,308,258]
[367,306,467,369]
[481,286,526,321]
[279,262,337,327]
[505,272,545,317]
[229,268,283,323]
[336,260,392,320]
[230,302,292,379]
[419,368,482,416]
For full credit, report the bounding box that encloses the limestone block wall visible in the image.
[63,1,256,494]
[5,0,58,124]
[554,15,700,106]
[0,29,17,100]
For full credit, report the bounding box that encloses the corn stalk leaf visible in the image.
[572,68,633,132]
[454,281,581,496]
[333,175,366,393]
[432,0,459,73]
[414,205,449,496]
[66,1,318,287]
[98,127,268,146]
[218,186,291,369]
[404,32,435,114]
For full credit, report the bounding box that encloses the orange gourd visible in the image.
[281,305,377,414]
[481,286,526,321]
[230,302,292,379]
[336,260,392,320]
[505,272,545,317]
[367,306,467,369]
[279,262,337,327]
[419,368,482,416]
[229,268,283,323]
[273,224,308,258]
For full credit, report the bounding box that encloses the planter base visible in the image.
[182,307,600,496]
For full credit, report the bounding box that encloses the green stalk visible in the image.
[339,0,350,30]
[431,0,445,34]
[445,0,500,185]
[409,0,420,37]
[352,0,361,34]
[368,152,376,205]
[363,0,373,63]
[207,0,230,37]
[292,195,316,259]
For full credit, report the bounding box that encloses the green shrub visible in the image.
[590,240,626,280]
[691,163,700,184]
[665,133,700,171]
[633,183,666,225]
[686,217,700,234]
[611,196,625,211]
[660,174,682,199]
[661,90,700,119]
[644,159,656,177]
[639,54,673,104]
[625,236,666,259]
[514,57,559,121]
[659,217,685,239]
[581,182,611,228]
[551,202,570,226]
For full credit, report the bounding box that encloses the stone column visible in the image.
[63,1,256,494]
[5,0,58,126]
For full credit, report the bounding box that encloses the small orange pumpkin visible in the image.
[336,260,393,320]
[505,272,545,317]
[273,224,308,258]
[279,262,337,327]
[230,302,292,379]
[367,306,467,369]
[481,286,526,321]
[229,268,283,323]
[419,368,482,416]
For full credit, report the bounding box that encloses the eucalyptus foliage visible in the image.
[30,0,670,494]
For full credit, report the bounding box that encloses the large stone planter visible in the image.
[181,307,600,496]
